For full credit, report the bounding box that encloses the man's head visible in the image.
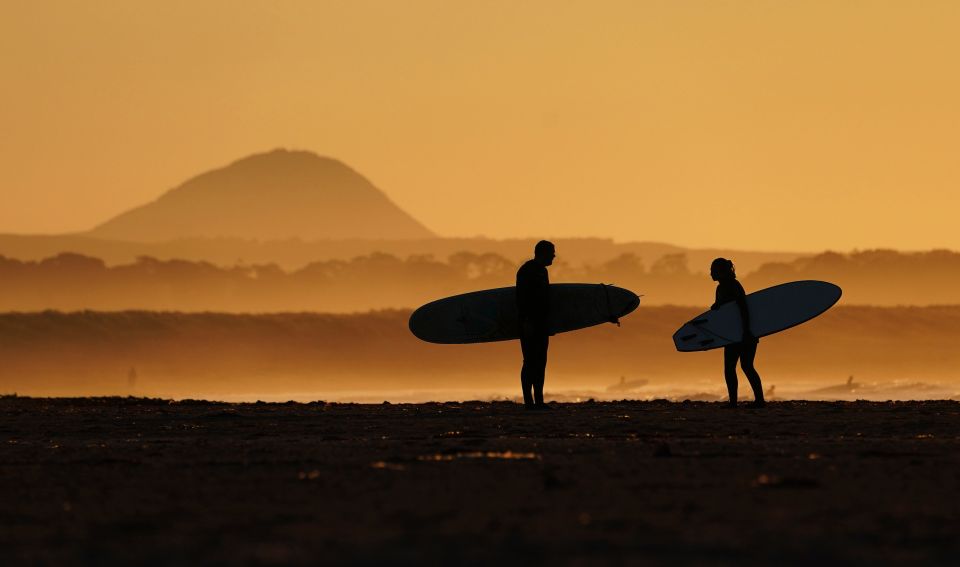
[534,240,556,267]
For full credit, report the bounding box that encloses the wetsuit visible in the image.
[516,259,549,406]
[713,278,763,404]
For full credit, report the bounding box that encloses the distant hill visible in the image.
[87,149,435,242]
[0,147,804,269]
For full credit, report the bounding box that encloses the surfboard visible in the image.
[409,284,640,344]
[672,280,842,352]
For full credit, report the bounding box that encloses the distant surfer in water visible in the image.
[710,258,765,408]
[516,240,555,409]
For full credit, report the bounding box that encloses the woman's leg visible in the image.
[723,345,739,405]
[739,340,764,404]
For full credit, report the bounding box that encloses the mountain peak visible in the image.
[227,148,347,169]
[88,149,434,242]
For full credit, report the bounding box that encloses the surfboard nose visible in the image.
[620,291,641,316]
[407,306,431,342]
[604,285,641,322]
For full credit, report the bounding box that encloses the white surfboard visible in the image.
[410,284,640,344]
[672,280,841,352]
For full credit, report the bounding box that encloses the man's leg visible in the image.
[519,334,535,407]
[533,335,549,405]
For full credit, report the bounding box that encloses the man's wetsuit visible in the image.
[713,278,763,404]
[516,259,549,406]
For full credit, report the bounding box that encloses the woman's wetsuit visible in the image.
[714,278,764,405]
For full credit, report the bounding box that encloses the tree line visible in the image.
[0,248,958,311]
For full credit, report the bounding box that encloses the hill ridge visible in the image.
[88,148,434,242]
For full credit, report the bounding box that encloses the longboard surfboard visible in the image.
[672,280,841,352]
[409,284,640,344]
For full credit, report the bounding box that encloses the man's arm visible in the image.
[532,266,550,334]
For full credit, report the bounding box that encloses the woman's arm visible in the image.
[735,293,756,341]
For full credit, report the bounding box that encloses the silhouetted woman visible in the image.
[710,258,764,408]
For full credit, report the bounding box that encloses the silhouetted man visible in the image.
[516,240,555,408]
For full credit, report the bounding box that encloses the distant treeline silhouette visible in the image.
[1,248,959,311]
[0,235,799,272]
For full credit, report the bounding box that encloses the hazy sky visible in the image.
[2,1,958,251]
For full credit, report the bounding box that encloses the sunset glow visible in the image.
[3,1,959,250]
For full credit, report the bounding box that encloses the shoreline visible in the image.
[5,378,960,404]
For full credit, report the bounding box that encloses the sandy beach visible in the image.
[1,397,958,565]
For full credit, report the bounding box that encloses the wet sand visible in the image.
[1,397,958,565]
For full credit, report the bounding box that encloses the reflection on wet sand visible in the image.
[416,451,541,462]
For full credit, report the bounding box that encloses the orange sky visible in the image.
[2,1,959,251]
